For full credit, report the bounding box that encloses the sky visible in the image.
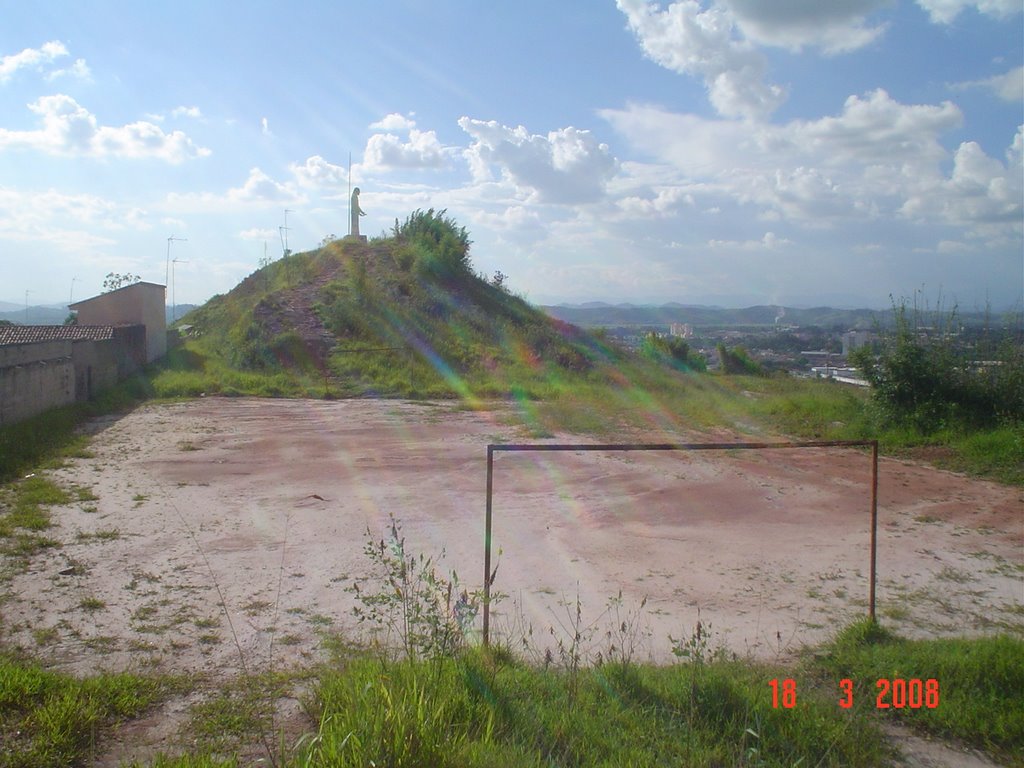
[1,1,1021,312]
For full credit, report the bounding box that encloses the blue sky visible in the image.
[1,0,1021,310]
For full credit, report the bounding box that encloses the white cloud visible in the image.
[709,231,793,249]
[364,129,446,169]
[362,114,447,171]
[0,41,68,83]
[171,105,203,119]
[47,58,92,83]
[228,168,301,203]
[458,117,618,204]
[0,94,211,162]
[166,168,305,212]
[722,0,889,54]
[238,227,278,241]
[915,0,1021,23]
[0,186,148,251]
[901,127,1023,233]
[616,0,785,119]
[601,90,973,227]
[291,155,348,188]
[369,113,417,132]
[953,66,1024,103]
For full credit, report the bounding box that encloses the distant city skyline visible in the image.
[1,1,1021,310]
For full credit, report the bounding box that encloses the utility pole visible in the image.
[69,277,78,306]
[24,290,32,324]
[171,258,188,323]
[166,235,186,287]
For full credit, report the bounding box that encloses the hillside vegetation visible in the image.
[173,210,601,402]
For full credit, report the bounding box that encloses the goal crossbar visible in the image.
[483,439,879,647]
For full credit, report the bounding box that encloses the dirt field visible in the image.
[1,397,1021,761]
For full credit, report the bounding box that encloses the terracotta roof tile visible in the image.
[0,325,116,346]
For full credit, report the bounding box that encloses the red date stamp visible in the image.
[769,678,940,709]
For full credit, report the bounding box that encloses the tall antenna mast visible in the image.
[280,208,293,257]
[166,235,186,286]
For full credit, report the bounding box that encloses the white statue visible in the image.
[350,187,366,238]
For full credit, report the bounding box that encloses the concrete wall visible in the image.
[0,341,75,426]
[0,327,148,427]
[72,282,166,362]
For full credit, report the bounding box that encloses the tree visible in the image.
[103,272,141,292]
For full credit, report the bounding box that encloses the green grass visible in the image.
[0,474,78,561]
[0,653,170,768]
[818,620,1024,764]
[298,648,890,767]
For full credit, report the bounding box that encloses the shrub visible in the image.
[716,344,763,376]
[851,301,1023,432]
[396,209,473,280]
[641,333,706,372]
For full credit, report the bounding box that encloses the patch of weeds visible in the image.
[935,565,974,583]
[194,617,220,630]
[177,441,199,452]
[32,626,59,646]
[126,570,161,592]
[78,596,106,611]
[348,514,480,662]
[278,634,302,646]
[73,485,98,502]
[186,670,300,757]
[244,599,273,615]
[132,604,160,622]
[83,635,119,651]
[914,514,941,524]
[76,528,121,543]
[881,603,910,621]
[197,633,221,645]
[307,613,333,627]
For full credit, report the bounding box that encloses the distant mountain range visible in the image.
[0,304,199,326]
[539,303,884,329]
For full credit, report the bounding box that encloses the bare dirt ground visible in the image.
[2,397,1021,764]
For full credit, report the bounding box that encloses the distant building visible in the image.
[669,323,693,338]
[69,281,166,362]
[1,281,166,426]
[841,330,873,357]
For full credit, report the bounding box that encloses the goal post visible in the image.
[482,439,879,647]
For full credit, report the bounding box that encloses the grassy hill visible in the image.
[171,211,602,403]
